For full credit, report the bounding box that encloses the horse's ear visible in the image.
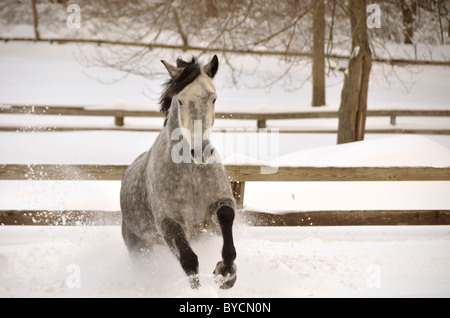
[204,55,219,79]
[161,60,179,79]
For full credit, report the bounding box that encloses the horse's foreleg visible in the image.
[161,218,200,289]
[214,205,237,289]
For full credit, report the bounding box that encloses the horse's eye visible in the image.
[212,98,217,104]
[178,99,184,106]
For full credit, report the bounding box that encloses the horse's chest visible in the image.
[190,168,224,198]
[151,163,230,224]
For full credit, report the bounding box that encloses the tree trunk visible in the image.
[31,0,40,40]
[399,0,416,44]
[337,0,372,144]
[437,1,445,45]
[312,0,325,106]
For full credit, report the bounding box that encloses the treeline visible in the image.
[0,0,448,144]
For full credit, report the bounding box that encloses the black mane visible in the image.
[159,57,201,122]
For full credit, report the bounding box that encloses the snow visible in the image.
[1,226,449,298]
[276,135,450,167]
[1,36,450,298]
[1,134,449,298]
[84,101,159,112]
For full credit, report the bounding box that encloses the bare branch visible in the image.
[171,5,188,49]
[1,36,448,67]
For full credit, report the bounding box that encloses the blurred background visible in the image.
[0,0,448,109]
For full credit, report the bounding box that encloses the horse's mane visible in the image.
[159,57,201,123]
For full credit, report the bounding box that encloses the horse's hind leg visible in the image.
[213,205,237,289]
[161,218,200,289]
[122,222,152,259]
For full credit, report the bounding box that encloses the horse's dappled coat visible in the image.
[120,55,237,289]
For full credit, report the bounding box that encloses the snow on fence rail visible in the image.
[1,164,449,226]
[1,104,450,134]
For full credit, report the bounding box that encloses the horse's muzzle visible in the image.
[191,147,215,165]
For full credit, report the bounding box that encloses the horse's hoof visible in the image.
[213,261,237,289]
[189,274,200,289]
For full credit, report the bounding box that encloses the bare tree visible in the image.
[337,0,372,144]
[371,0,449,46]
[1,0,449,120]
[73,0,318,91]
[31,0,40,39]
[398,0,417,44]
[312,0,325,106]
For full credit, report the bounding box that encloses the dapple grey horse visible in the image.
[120,55,237,289]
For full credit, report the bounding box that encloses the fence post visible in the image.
[231,181,245,208]
[115,113,124,126]
[257,119,266,129]
[390,115,396,126]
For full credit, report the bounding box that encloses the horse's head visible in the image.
[160,56,219,165]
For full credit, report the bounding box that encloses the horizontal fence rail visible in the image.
[3,105,450,119]
[3,36,450,67]
[1,164,450,182]
[1,209,449,226]
[1,104,450,134]
[243,209,450,226]
[1,164,449,226]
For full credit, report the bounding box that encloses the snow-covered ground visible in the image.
[1,40,450,298]
[0,225,449,298]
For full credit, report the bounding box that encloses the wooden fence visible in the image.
[1,164,449,226]
[1,104,450,226]
[1,104,450,135]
